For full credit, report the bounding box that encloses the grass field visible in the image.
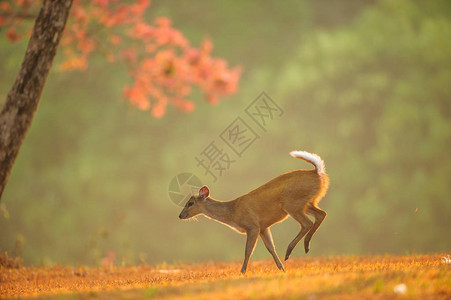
[1,254,450,299]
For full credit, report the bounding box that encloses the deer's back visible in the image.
[233,170,325,228]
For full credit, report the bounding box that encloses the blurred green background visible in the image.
[0,0,450,266]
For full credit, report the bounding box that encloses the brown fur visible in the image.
[179,154,329,274]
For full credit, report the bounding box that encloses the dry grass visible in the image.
[1,254,450,299]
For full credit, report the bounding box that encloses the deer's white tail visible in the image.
[290,150,326,175]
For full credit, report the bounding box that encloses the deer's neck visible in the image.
[203,198,235,225]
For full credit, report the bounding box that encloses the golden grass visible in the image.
[1,254,450,299]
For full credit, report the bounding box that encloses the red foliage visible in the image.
[0,0,242,117]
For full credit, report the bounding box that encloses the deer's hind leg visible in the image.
[283,206,313,261]
[304,205,327,254]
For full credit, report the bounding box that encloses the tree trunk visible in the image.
[0,0,73,199]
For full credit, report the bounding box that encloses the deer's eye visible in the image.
[187,202,194,207]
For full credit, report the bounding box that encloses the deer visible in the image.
[178,150,329,274]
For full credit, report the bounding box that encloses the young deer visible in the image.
[178,151,329,273]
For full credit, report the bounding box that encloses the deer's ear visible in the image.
[199,186,210,199]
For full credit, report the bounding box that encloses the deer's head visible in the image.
[178,186,209,219]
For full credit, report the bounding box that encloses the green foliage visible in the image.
[0,0,449,265]
[276,0,451,254]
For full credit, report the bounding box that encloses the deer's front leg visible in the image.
[241,228,259,274]
[260,228,285,272]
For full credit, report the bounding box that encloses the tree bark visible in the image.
[0,0,73,199]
